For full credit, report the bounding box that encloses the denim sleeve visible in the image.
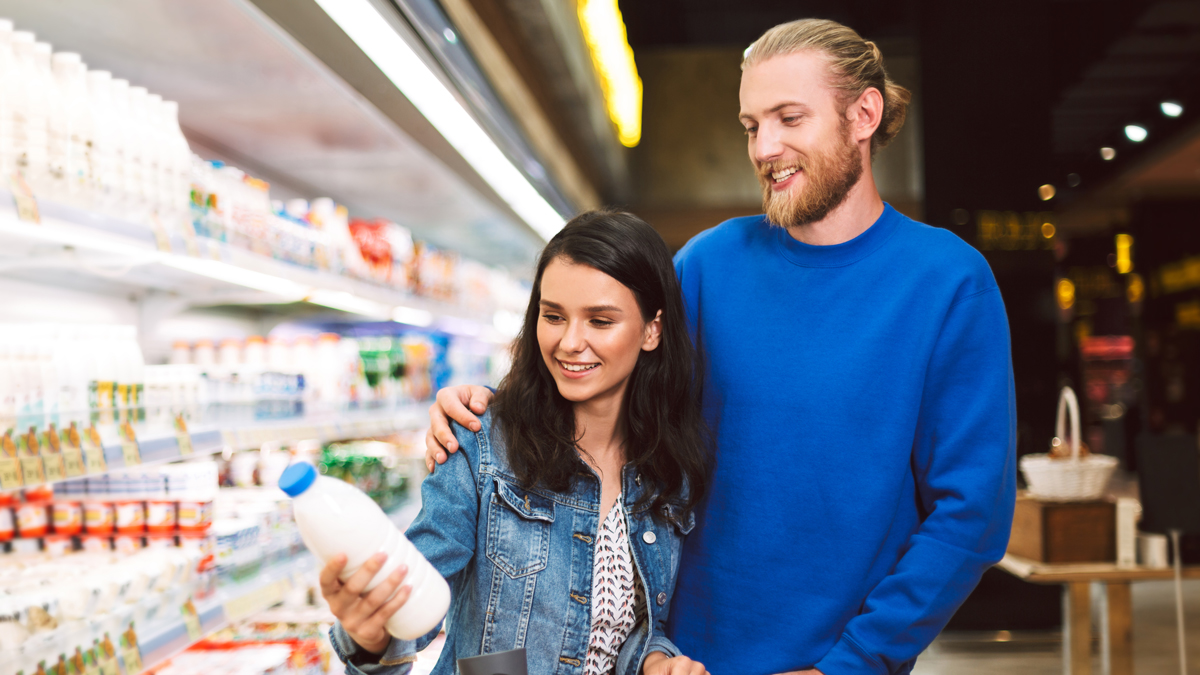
[815,288,1017,675]
[330,419,485,672]
[328,622,419,675]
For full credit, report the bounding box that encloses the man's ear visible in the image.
[848,87,883,143]
[642,310,663,352]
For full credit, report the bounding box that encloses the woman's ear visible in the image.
[642,310,663,352]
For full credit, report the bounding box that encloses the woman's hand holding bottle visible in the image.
[320,552,412,655]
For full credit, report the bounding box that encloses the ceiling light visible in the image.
[578,0,643,147]
[1100,147,1116,161]
[313,0,566,240]
[1160,101,1183,118]
[1124,125,1148,142]
[392,305,434,327]
[1038,184,1056,201]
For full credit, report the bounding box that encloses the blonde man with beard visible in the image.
[427,18,1016,675]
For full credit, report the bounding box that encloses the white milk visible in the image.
[279,462,450,640]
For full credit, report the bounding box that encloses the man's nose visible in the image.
[754,123,784,164]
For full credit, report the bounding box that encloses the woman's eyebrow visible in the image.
[539,300,564,309]
[585,305,623,313]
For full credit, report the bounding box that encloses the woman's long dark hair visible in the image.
[493,209,710,520]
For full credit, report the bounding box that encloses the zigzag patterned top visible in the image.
[584,496,646,675]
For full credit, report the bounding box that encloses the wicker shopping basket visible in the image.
[1019,387,1118,501]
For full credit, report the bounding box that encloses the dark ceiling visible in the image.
[619,0,1200,210]
[619,0,916,50]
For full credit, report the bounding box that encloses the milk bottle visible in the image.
[278,462,450,640]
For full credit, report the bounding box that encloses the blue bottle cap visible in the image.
[279,461,317,497]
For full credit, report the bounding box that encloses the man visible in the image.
[426,18,1015,675]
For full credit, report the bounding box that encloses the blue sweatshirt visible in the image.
[667,204,1016,675]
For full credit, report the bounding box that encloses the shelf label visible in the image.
[117,623,142,675]
[8,172,41,224]
[118,423,141,467]
[174,415,193,456]
[223,578,288,621]
[17,427,45,485]
[181,597,203,642]
[82,425,107,474]
[61,423,87,478]
[0,430,21,489]
[40,424,66,484]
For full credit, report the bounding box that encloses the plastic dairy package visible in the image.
[278,461,449,640]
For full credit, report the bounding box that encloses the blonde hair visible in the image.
[742,19,912,156]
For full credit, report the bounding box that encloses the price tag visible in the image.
[41,452,65,483]
[117,624,142,675]
[61,424,86,478]
[8,172,41,224]
[82,425,107,474]
[0,430,21,489]
[180,597,203,642]
[174,415,193,457]
[118,423,141,467]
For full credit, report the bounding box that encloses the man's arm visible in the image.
[424,386,493,471]
[815,287,1017,675]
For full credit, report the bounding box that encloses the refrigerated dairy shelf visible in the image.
[12,404,426,491]
[0,191,507,336]
[5,498,424,675]
[135,499,423,675]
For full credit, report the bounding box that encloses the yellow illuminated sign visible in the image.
[976,211,1056,251]
[1056,278,1076,310]
[578,0,643,147]
[1114,234,1133,274]
[1159,255,1200,294]
[1126,273,1144,304]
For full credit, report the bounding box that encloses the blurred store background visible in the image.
[1,0,1199,673]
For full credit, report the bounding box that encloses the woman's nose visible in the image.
[559,319,587,352]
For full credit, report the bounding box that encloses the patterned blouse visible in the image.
[584,496,646,675]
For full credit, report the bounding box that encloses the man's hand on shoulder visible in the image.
[424,385,494,472]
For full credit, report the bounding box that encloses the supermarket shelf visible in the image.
[0,192,506,336]
[137,500,422,674]
[27,404,426,490]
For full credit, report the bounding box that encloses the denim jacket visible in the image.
[330,411,695,675]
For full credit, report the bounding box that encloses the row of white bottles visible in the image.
[0,324,146,431]
[0,18,192,232]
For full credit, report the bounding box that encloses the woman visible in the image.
[321,210,712,675]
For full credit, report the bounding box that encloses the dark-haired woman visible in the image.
[321,210,712,675]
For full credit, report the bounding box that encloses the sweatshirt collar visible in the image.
[773,202,901,268]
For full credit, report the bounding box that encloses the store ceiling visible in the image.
[0,0,544,272]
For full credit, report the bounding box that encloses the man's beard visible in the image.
[757,125,863,229]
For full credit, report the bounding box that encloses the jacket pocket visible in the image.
[486,478,554,578]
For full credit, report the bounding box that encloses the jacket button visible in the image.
[656,592,667,606]
[642,531,656,544]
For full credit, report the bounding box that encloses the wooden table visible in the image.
[997,554,1200,675]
